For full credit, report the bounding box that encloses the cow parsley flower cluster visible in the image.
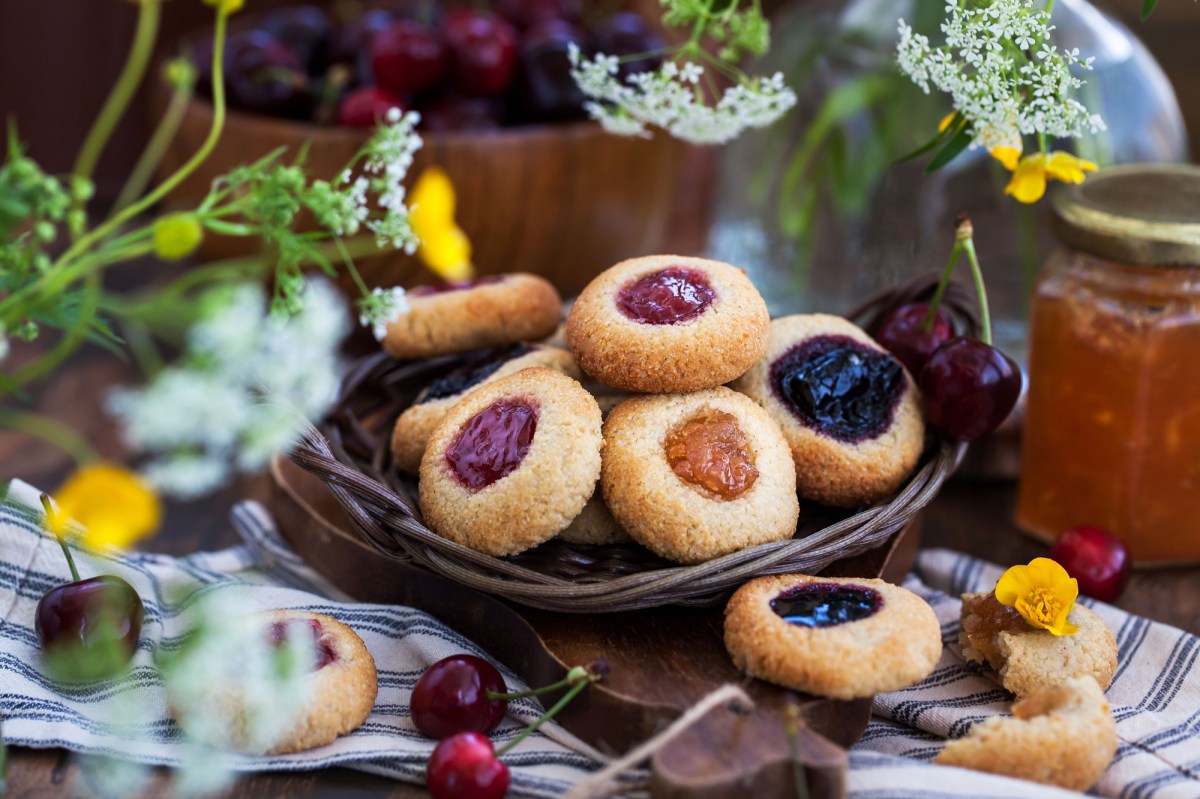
[364,108,422,253]
[569,46,796,145]
[107,279,349,498]
[896,0,1105,149]
[358,285,409,341]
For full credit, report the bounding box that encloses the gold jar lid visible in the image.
[1050,163,1200,268]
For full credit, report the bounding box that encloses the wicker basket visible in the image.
[289,275,976,612]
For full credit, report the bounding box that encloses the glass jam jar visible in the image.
[1017,164,1200,565]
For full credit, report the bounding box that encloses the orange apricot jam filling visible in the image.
[961,592,1029,668]
[664,410,758,500]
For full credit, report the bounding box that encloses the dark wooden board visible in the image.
[268,456,922,799]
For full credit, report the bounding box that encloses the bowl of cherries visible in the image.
[158,0,698,295]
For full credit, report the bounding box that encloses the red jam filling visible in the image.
[770,583,882,628]
[615,267,715,325]
[268,618,337,670]
[410,276,506,297]
[446,399,538,490]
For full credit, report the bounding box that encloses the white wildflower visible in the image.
[357,285,409,341]
[896,0,1105,149]
[361,109,423,253]
[107,279,349,498]
[569,44,797,145]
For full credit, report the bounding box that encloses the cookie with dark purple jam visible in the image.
[390,345,580,474]
[418,367,602,557]
[724,574,942,699]
[565,255,769,393]
[382,273,562,360]
[732,314,924,508]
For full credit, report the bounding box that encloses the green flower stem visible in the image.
[961,234,993,346]
[112,77,195,215]
[8,272,107,390]
[0,410,97,465]
[494,675,595,758]
[70,0,162,229]
[40,494,81,583]
[922,240,963,330]
[333,238,371,299]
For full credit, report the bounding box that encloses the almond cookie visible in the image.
[383,274,562,359]
[419,367,602,556]
[731,314,924,508]
[565,255,769,393]
[959,591,1118,697]
[557,491,632,545]
[171,610,378,755]
[724,574,942,699]
[934,676,1116,791]
[391,344,580,474]
[601,388,798,564]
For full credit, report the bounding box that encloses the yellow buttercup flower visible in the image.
[153,213,204,261]
[996,150,1098,204]
[410,167,474,282]
[995,557,1081,637]
[47,464,162,551]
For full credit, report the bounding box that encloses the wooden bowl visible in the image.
[157,96,699,296]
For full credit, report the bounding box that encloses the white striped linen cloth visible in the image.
[1,478,1197,797]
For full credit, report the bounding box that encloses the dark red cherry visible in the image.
[616,267,715,325]
[1049,525,1132,602]
[518,20,588,121]
[495,0,581,30]
[35,575,144,682]
[426,732,510,799]
[411,655,508,738]
[418,94,505,132]
[446,401,537,490]
[224,30,311,117]
[267,617,338,670]
[260,5,335,75]
[337,85,406,128]
[371,20,447,94]
[590,12,665,81]
[919,337,1022,442]
[874,302,955,378]
[443,9,519,97]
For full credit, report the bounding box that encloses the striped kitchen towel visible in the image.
[0,480,633,798]
[850,551,1200,799]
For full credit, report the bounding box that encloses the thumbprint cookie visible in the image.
[557,491,632,546]
[418,367,602,556]
[724,574,942,699]
[383,273,562,359]
[731,314,924,508]
[565,256,769,393]
[600,388,798,564]
[391,344,580,474]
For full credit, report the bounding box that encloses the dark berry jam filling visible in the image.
[418,344,534,404]
[268,618,337,670]
[770,335,904,443]
[410,275,506,297]
[770,583,882,628]
[446,399,538,490]
[615,267,716,325]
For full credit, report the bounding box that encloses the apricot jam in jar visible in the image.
[1017,165,1200,565]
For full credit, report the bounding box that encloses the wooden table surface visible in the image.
[4,343,1200,798]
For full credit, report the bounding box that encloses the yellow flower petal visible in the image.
[417,225,473,282]
[410,167,474,281]
[938,113,957,134]
[1004,154,1049,204]
[49,464,161,551]
[990,146,1022,172]
[410,167,457,228]
[1045,151,1099,185]
[994,557,1080,636]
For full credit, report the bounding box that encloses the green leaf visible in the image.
[1141,0,1158,20]
[924,124,973,173]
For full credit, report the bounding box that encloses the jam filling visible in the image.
[664,410,759,500]
[616,267,716,325]
[268,618,337,670]
[418,344,534,404]
[770,583,882,628]
[410,275,506,297]
[446,399,538,490]
[770,335,904,443]
[961,592,1029,668]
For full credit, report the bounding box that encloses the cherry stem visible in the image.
[922,239,963,332]
[494,667,603,757]
[487,665,592,701]
[40,494,81,583]
[959,228,994,346]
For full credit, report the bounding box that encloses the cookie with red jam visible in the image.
[731,314,924,508]
[419,367,603,556]
[383,273,562,359]
[600,387,798,564]
[724,574,942,699]
[171,610,378,755]
[391,344,580,474]
[565,256,769,393]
